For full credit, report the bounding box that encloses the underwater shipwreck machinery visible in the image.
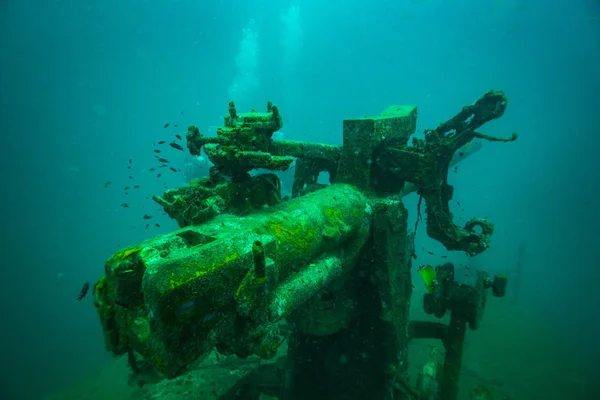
[410,264,508,399]
[92,91,517,400]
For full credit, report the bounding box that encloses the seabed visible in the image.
[49,301,597,400]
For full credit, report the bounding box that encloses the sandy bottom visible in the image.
[416,300,599,399]
[48,300,599,400]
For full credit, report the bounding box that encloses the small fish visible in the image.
[149,168,156,171]
[174,124,178,128]
[103,181,111,188]
[129,176,133,179]
[124,186,130,190]
[169,142,184,151]
[133,185,140,189]
[426,250,434,255]
[175,134,182,140]
[160,164,168,168]
[458,152,464,157]
[125,192,128,195]
[154,149,161,153]
[158,140,166,144]
[164,123,170,128]
[169,167,177,172]
[155,223,160,228]
[143,214,153,220]
[77,282,90,301]
[121,203,129,208]
[457,201,461,207]
[127,166,131,170]
[157,173,161,178]
[180,111,184,115]
[129,159,132,164]
[145,223,149,229]
[158,158,169,163]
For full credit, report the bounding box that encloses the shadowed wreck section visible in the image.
[93,90,517,400]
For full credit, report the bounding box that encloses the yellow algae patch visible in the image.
[169,249,241,290]
[268,219,317,253]
[117,247,143,260]
[225,253,239,263]
[418,265,437,293]
[323,207,344,225]
[322,207,349,240]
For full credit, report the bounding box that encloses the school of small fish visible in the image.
[84,115,190,301]
[101,113,186,225]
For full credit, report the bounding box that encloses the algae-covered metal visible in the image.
[94,184,371,377]
[93,92,516,400]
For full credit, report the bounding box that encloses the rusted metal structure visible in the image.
[93,91,516,399]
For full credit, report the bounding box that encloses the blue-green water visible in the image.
[0,1,598,399]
